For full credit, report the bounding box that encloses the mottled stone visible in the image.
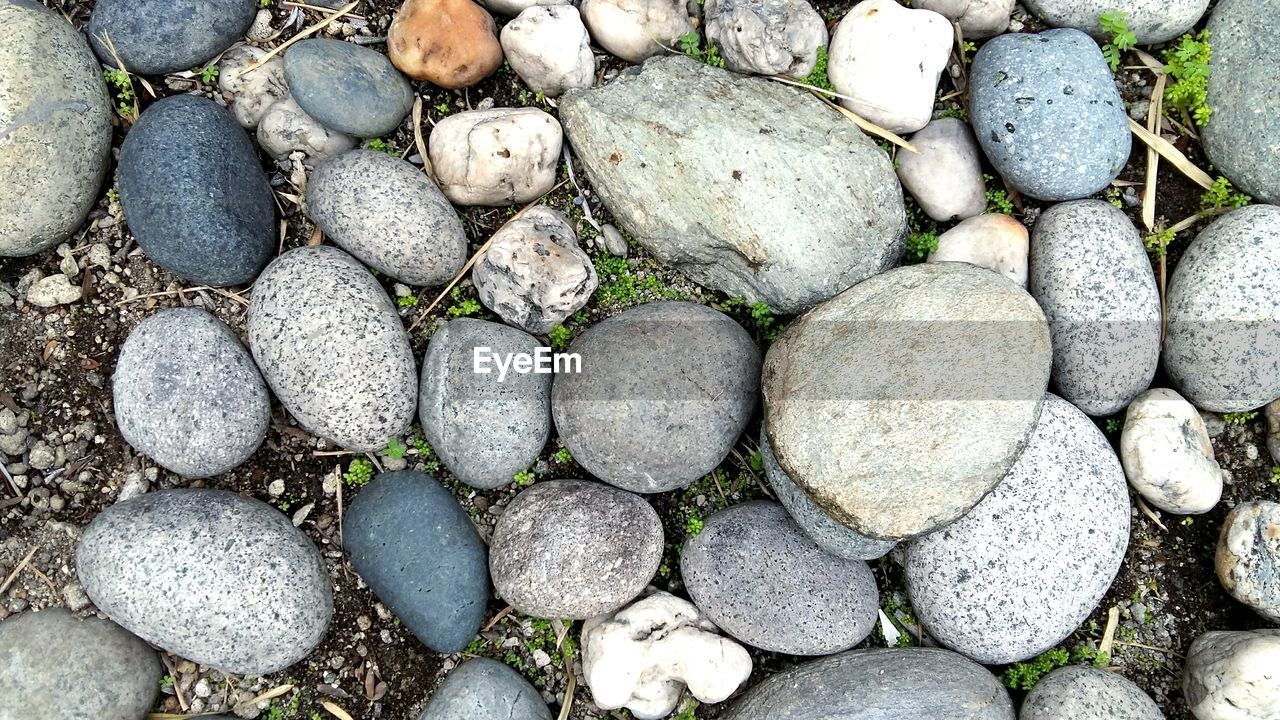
[256,95,357,161]
[217,45,288,129]
[1121,388,1222,514]
[927,214,1029,285]
[388,0,503,89]
[419,658,551,720]
[898,118,987,222]
[579,0,694,63]
[915,0,1014,39]
[88,0,256,75]
[1183,630,1280,720]
[478,0,569,15]
[25,275,82,308]
[704,0,828,78]
[1022,0,1209,44]
[1022,666,1164,720]
[1216,500,1280,623]
[500,6,595,97]
[429,108,563,206]
[285,39,414,138]
[1268,398,1280,462]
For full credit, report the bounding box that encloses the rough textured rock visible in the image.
[418,658,551,720]
[248,246,417,452]
[1163,204,1280,412]
[720,647,1016,720]
[1030,200,1161,416]
[217,45,289,129]
[1216,500,1280,623]
[763,262,1050,541]
[284,39,414,138]
[560,56,906,314]
[1269,398,1280,463]
[970,29,1131,201]
[345,471,490,654]
[478,0,570,15]
[256,95,357,161]
[489,480,663,619]
[76,489,333,675]
[429,108,562,206]
[25,275,83,308]
[307,150,467,286]
[113,308,269,479]
[704,0,828,78]
[904,395,1130,664]
[1022,666,1165,720]
[898,118,987,222]
[418,319,552,489]
[928,215,1029,285]
[500,6,595,97]
[118,95,274,286]
[579,0,694,63]
[552,301,759,493]
[1,1,112,258]
[1021,0,1210,44]
[0,608,161,720]
[1121,388,1222,514]
[915,0,1014,38]
[388,0,503,89]
[88,0,256,75]
[1183,630,1280,720]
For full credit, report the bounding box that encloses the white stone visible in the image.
[828,0,954,134]
[1183,630,1280,720]
[1120,388,1223,515]
[217,45,289,129]
[501,6,595,97]
[257,96,356,162]
[248,8,275,42]
[582,591,752,720]
[26,274,81,307]
[429,107,563,206]
[704,0,828,78]
[580,0,694,63]
[898,118,987,222]
[477,0,569,17]
[1216,501,1280,623]
[914,0,1014,39]
[927,214,1029,286]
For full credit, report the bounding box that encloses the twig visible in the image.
[336,467,345,547]
[30,565,58,596]
[235,1,360,78]
[162,654,190,712]
[0,545,41,595]
[765,76,921,154]
[1128,117,1214,190]
[482,605,515,632]
[115,286,213,306]
[282,1,366,19]
[1135,495,1169,532]
[1099,605,1120,659]
[1114,640,1178,655]
[320,701,356,720]
[313,449,356,457]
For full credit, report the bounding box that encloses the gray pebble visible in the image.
[897,118,987,222]
[1021,0,1208,44]
[88,0,256,75]
[284,39,414,138]
[418,657,552,720]
[1022,665,1164,720]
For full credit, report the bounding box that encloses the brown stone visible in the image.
[388,0,503,88]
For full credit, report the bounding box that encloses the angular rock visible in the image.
[1216,500,1280,623]
[705,0,828,78]
[1021,0,1210,44]
[560,56,906,313]
[389,0,503,89]
[256,95,357,161]
[1121,388,1222,514]
[1022,666,1164,720]
[1183,630,1280,720]
[500,6,595,97]
[429,108,562,206]
[25,275,83,308]
[77,489,333,674]
[88,0,255,75]
[345,471,489,653]
[898,118,988,222]
[579,0,694,63]
[904,395,1130,664]
[915,0,1014,39]
[928,214,1029,286]
[285,39,414,138]
[419,658,551,720]
[217,45,289,129]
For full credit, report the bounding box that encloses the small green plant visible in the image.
[1181,516,1195,526]
[103,68,138,121]
[1105,417,1124,433]
[435,101,452,114]
[593,255,684,308]
[343,457,374,486]
[803,46,835,93]
[678,32,726,68]
[936,105,969,122]
[1002,648,1071,690]
[159,675,175,691]
[673,698,700,720]
[1269,466,1280,484]
[363,138,397,154]
[1163,30,1213,126]
[1144,227,1175,258]
[986,188,1015,215]
[684,514,705,538]
[395,294,419,309]
[446,287,482,318]
[553,447,573,464]
[1099,10,1136,71]
[412,436,440,472]
[106,187,121,204]
[1070,645,1111,667]
[548,324,573,351]
[906,230,939,262]
[259,0,271,7]
[1223,410,1258,425]
[1202,176,1251,210]
[384,437,407,460]
[513,469,536,486]
[195,64,219,84]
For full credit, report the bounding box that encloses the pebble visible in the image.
[928,214,1029,285]
[478,0,570,14]
[76,489,333,674]
[898,118,987,222]
[580,0,695,63]
[1216,500,1280,623]
[500,6,595,97]
[552,301,759,493]
[1021,666,1164,720]
[429,108,562,206]
[915,0,1014,38]
[1121,388,1223,514]
[601,224,628,257]
[1267,398,1280,462]
[1183,630,1280,720]
[217,45,289,129]
[306,150,467,286]
[344,471,490,653]
[704,0,828,78]
[1021,0,1210,44]
[489,480,663,619]
[285,39,414,138]
[419,658,551,719]
[88,0,254,73]
[256,95,357,161]
[25,275,82,308]
[388,0,503,89]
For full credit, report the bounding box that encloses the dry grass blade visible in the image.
[1168,205,1231,234]
[1135,495,1170,532]
[482,604,515,632]
[412,95,433,179]
[556,671,577,720]
[1142,73,1167,231]
[161,655,189,712]
[321,701,356,720]
[766,76,921,154]
[1128,117,1213,190]
[116,286,215,306]
[1099,605,1120,658]
[236,1,360,78]
[0,544,40,595]
[146,713,225,719]
[1131,48,1165,73]
[232,684,295,713]
[283,1,367,19]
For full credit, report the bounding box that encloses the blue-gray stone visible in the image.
[970,28,1131,201]
[88,0,256,75]
[118,94,274,286]
[1022,665,1164,720]
[344,470,489,654]
[419,658,552,720]
[285,39,414,138]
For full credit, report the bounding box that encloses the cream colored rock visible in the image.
[218,45,289,129]
[828,0,954,134]
[256,96,356,161]
[1217,501,1280,623]
[704,0,828,78]
[915,0,1014,39]
[501,6,595,97]
[1120,388,1223,515]
[478,0,569,17]
[898,117,987,222]
[429,108,563,206]
[927,214,1029,286]
[1183,630,1280,720]
[580,0,694,63]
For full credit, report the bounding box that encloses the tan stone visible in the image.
[388,0,503,89]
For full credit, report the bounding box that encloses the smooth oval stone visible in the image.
[1183,630,1280,720]
[0,608,160,720]
[1,1,112,258]
[1020,0,1208,44]
[904,395,1130,665]
[419,657,552,720]
[1163,205,1280,412]
[681,501,879,655]
[720,647,1016,720]
[88,0,257,75]
[307,150,467,286]
[284,39,414,138]
[1121,388,1222,514]
[1030,200,1160,416]
[1216,500,1280,623]
[113,308,269,478]
[118,95,274,286]
[762,262,1051,541]
[248,246,418,451]
[552,301,760,494]
[1022,666,1165,720]
[970,29,1131,201]
[345,471,489,653]
[419,319,551,489]
[76,489,333,675]
[489,480,663,619]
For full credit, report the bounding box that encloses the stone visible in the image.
[580,0,694,63]
[472,206,597,333]
[76,489,333,674]
[681,501,879,655]
[419,658,551,720]
[1121,388,1223,514]
[0,1,112,258]
[388,0,503,89]
[88,0,257,75]
[897,118,987,222]
[827,0,954,134]
[560,56,906,313]
[1163,205,1280,412]
[344,471,489,654]
[1269,398,1280,462]
[478,0,569,14]
[1029,200,1161,416]
[25,275,82,308]
[248,246,417,452]
[927,214,1029,285]
[217,46,289,129]
[1021,666,1164,720]
[113,308,269,479]
[285,39,414,138]
[1021,0,1210,44]
[763,262,1050,541]
[1183,630,1280,720]
[704,0,828,78]
[582,591,752,720]
[307,150,467,286]
[904,395,1130,664]
[0,608,160,720]
[500,6,595,97]
[552,301,759,493]
[489,480,663,619]
[720,647,1016,720]
[970,29,1131,201]
[1216,500,1280,623]
[429,108,562,206]
[256,95,357,161]
[914,0,1014,39]
[418,319,552,489]
[118,95,275,286]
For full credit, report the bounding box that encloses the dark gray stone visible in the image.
[76,489,333,675]
[118,94,274,286]
[1020,0,1208,44]
[970,29,1131,201]
[1022,666,1164,720]
[419,657,552,720]
[552,301,760,494]
[345,470,489,654]
[284,39,414,138]
[88,0,257,75]
[681,501,879,655]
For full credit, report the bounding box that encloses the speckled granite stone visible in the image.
[419,658,552,720]
[1183,630,1280,720]
[284,39,414,138]
[1022,666,1164,720]
[88,0,256,75]
[1216,500,1280,623]
[1020,0,1208,44]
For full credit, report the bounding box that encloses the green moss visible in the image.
[343,457,374,487]
[803,47,835,93]
[1223,410,1258,426]
[548,324,573,351]
[1001,648,1071,690]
